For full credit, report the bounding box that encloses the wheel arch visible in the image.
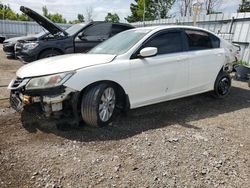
[76,80,131,114]
[38,47,64,59]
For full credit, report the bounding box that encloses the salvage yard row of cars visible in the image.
[3,6,134,62]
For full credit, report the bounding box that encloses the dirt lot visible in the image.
[0,44,249,188]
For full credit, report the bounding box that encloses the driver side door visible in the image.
[129,30,189,108]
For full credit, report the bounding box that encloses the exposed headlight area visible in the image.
[9,72,76,113]
[25,72,75,90]
[22,42,39,50]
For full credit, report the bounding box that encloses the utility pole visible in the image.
[193,0,202,26]
[143,0,146,26]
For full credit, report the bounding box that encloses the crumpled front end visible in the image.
[8,76,77,117]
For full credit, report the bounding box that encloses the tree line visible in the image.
[0,3,120,23]
[0,0,250,24]
[126,0,250,22]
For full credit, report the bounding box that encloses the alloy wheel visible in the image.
[98,87,116,122]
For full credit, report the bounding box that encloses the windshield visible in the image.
[65,24,86,36]
[88,29,151,55]
[35,31,47,37]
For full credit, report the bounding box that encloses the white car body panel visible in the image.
[129,52,189,108]
[16,53,116,78]
[187,48,226,93]
[14,25,237,110]
[64,59,131,97]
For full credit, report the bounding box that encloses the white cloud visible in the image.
[219,0,241,12]
[2,0,241,22]
[3,0,133,21]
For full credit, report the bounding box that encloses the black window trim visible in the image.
[111,24,133,36]
[130,28,186,59]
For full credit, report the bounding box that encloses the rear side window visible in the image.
[84,23,111,36]
[111,25,132,36]
[143,32,183,55]
[185,30,216,50]
[210,34,220,48]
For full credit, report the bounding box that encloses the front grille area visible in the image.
[12,77,24,88]
[10,93,23,112]
[15,42,22,51]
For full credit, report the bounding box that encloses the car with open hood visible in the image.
[8,26,238,127]
[15,6,134,63]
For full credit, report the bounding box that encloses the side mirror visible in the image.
[139,47,157,58]
[78,33,86,40]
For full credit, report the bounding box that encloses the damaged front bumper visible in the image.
[9,78,77,116]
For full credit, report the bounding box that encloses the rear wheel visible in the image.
[213,72,231,98]
[81,83,116,127]
[39,49,62,60]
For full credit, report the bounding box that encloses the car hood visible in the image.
[16,54,116,78]
[4,35,39,44]
[20,6,68,36]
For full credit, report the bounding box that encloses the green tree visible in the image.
[125,0,140,22]
[41,6,67,23]
[77,14,85,22]
[69,14,85,24]
[105,12,120,22]
[0,4,17,20]
[238,0,250,12]
[48,13,67,23]
[42,6,48,17]
[17,13,30,21]
[126,0,175,23]
[5,9,17,20]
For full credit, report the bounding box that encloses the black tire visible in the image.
[213,71,231,98]
[39,49,62,60]
[81,83,117,127]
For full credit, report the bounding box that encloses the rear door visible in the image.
[129,30,189,108]
[74,22,112,53]
[184,29,225,93]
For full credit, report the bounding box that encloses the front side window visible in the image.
[185,30,214,50]
[142,31,183,55]
[66,24,86,36]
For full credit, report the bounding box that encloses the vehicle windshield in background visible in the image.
[34,31,47,37]
[88,29,151,55]
[65,24,86,36]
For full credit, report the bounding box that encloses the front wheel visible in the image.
[213,72,231,98]
[81,83,116,127]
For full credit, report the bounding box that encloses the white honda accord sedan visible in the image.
[8,25,238,127]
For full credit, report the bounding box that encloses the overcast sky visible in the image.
[1,0,242,22]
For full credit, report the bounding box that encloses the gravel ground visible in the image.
[0,44,250,188]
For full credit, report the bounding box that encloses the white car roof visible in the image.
[134,25,214,34]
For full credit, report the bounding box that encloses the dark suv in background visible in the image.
[3,31,47,59]
[14,6,134,63]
